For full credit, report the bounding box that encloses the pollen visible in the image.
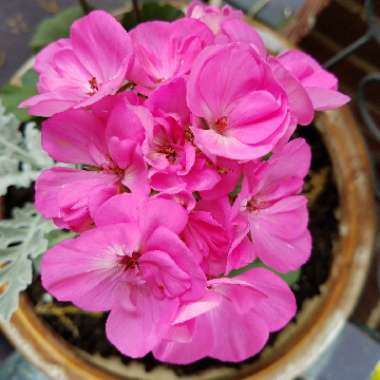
[158,145,177,163]
[87,76,99,96]
[184,127,194,143]
[217,166,230,175]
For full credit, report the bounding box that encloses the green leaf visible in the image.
[0,204,56,320]
[30,6,84,51]
[122,2,184,30]
[280,269,301,286]
[229,258,301,286]
[0,100,53,196]
[0,69,38,121]
[228,259,265,277]
[261,151,273,161]
[21,69,38,86]
[228,175,243,199]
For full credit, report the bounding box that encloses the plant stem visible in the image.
[78,0,91,14]
[132,0,141,22]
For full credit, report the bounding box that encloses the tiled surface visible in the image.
[0,351,48,380]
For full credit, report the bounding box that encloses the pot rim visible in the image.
[0,21,376,380]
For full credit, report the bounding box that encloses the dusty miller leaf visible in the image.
[0,204,55,320]
[0,101,53,196]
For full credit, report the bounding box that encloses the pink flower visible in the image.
[41,193,206,358]
[200,157,242,200]
[216,18,266,57]
[20,11,133,116]
[187,43,290,160]
[187,0,242,35]
[268,57,314,126]
[36,98,150,231]
[270,50,350,121]
[154,191,197,212]
[182,197,253,276]
[153,268,296,364]
[143,78,220,194]
[182,199,230,276]
[129,18,213,93]
[35,168,118,231]
[235,138,312,272]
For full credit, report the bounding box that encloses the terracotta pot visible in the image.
[0,21,375,380]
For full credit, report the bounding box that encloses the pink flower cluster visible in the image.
[22,2,349,364]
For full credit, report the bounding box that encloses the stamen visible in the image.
[214,116,228,133]
[119,251,140,270]
[158,145,177,163]
[217,166,230,175]
[246,198,259,212]
[87,76,99,96]
[184,127,194,143]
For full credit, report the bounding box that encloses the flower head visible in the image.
[276,49,350,111]
[144,78,220,194]
[36,95,150,231]
[234,138,312,272]
[187,43,290,160]
[129,18,213,93]
[187,0,242,35]
[42,194,206,357]
[154,268,296,363]
[20,11,134,116]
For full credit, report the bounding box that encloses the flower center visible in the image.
[245,198,259,213]
[87,76,99,96]
[217,166,230,175]
[158,145,177,163]
[214,116,228,133]
[119,251,141,270]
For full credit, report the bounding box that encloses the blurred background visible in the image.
[0,1,380,379]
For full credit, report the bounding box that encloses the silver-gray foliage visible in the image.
[0,204,56,320]
[0,101,57,321]
[0,101,53,196]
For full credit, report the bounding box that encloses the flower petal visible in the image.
[237,267,296,331]
[252,227,312,273]
[106,289,179,358]
[146,226,206,301]
[220,18,266,56]
[41,108,107,165]
[71,10,133,82]
[41,223,141,311]
[193,128,272,160]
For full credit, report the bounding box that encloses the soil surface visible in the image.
[24,125,339,377]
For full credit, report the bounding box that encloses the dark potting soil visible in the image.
[24,125,339,377]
